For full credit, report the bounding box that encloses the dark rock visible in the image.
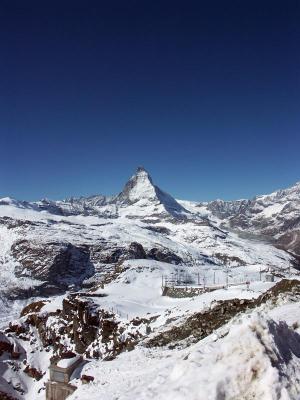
[213,253,246,266]
[11,240,95,291]
[147,248,182,264]
[81,375,94,384]
[90,242,146,266]
[8,322,27,335]
[144,226,171,235]
[21,301,47,317]
[23,365,43,380]
[276,230,300,256]
[127,242,147,259]
[0,340,13,355]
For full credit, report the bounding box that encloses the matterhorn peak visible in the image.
[136,165,148,173]
[115,167,188,217]
[134,166,154,183]
[116,167,156,204]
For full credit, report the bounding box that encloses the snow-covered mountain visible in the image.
[114,166,188,217]
[0,169,299,301]
[1,168,300,400]
[1,167,188,220]
[3,168,299,244]
[0,167,297,308]
[203,181,300,255]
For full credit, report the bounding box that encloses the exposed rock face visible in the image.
[147,248,183,264]
[276,230,300,257]
[206,182,300,256]
[90,242,147,265]
[2,229,183,299]
[213,253,246,266]
[146,279,300,348]
[33,196,111,217]
[4,280,300,369]
[144,225,171,235]
[2,279,300,399]
[127,242,147,259]
[81,374,94,384]
[11,240,94,291]
[207,199,249,219]
[12,295,148,362]
[20,301,47,317]
[0,332,13,355]
[0,216,40,229]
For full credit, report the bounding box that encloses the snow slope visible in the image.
[68,311,300,400]
[1,255,300,400]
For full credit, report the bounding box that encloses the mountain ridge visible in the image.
[1,169,299,214]
[0,168,299,259]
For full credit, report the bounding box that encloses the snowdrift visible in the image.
[69,314,300,400]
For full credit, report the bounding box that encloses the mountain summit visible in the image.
[115,167,188,216]
[116,167,157,204]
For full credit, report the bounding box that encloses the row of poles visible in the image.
[162,266,268,289]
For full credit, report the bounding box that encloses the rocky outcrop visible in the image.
[147,247,182,264]
[213,253,246,266]
[146,279,300,348]
[207,199,249,219]
[144,225,171,235]
[206,182,300,256]
[6,234,182,298]
[91,241,183,267]
[20,301,47,317]
[23,365,43,380]
[10,280,300,359]
[11,240,95,292]
[90,241,147,265]
[276,230,300,256]
[58,296,146,359]
[81,375,94,384]
[0,332,13,356]
[15,295,148,362]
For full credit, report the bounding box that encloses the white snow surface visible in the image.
[57,355,81,369]
[67,311,300,400]
[88,259,277,322]
[126,168,158,203]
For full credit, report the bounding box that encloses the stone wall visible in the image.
[162,285,220,298]
[46,382,76,400]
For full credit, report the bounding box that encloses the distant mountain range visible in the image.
[0,167,299,306]
[205,180,300,255]
[2,167,299,252]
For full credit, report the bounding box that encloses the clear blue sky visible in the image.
[1,0,299,201]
